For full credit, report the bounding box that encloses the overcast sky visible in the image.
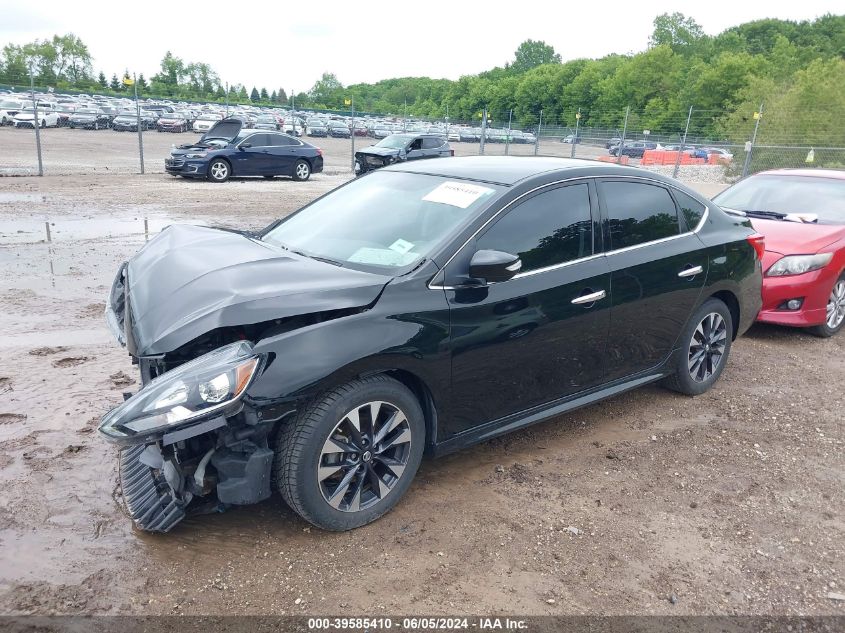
[2,1,842,91]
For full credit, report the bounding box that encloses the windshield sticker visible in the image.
[349,247,418,267]
[422,181,495,209]
[389,238,414,254]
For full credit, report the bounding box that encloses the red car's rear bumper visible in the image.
[757,263,837,327]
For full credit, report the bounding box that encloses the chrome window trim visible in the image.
[427,173,710,290]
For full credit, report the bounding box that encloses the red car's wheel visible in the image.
[811,275,845,338]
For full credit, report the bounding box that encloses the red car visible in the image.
[713,169,845,337]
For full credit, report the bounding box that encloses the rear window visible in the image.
[673,190,707,230]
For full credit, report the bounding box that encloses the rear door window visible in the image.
[600,181,681,250]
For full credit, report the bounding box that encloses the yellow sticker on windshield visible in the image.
[422,181,494,209]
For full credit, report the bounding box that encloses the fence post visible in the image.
[571,108,581,159]
[134,74,145,175]
[505,109,512,156]
[534,109,542,156]
[741,103,763,178]
[28,65,44,177]
[480,107,487,155]
[673,106,693,179]
[617,106,630,165]
[350,96,355,173]
[225,82,230,117]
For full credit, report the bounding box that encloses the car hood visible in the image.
[356,146,400,158]
[124,224,391,356]
[750,218,845,256]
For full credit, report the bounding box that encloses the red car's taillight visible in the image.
[746,234,765,260]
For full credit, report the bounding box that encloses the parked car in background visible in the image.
[354,133,452,175]
[99,156,762,534]
[328,121,351,138]
[605,137,622,149]
[308,121,329,137]
[13,106,60,128]
[68,107,111,130]
[283,121,302,137]
[194,113,224,134]
[157,112,190,132]
[165,119,323,183]
[713,168,845,337]
[112,111,142,132]
[353,123,369,137]
[0,99,25,125]
[561,134,581,144]
[55,104,76,127]
[609,141,658,158]
[253,115,280,131]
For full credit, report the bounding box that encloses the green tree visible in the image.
[309,72,343,106]
[137,73,148,92]
[270,89,277,102]
[650,13,705,51]
[511,40,561,73]
[250,86,259,101]
[109,73,121,91]
[260,87,268,101]
[277,88,288,104]
[98,70,107,88]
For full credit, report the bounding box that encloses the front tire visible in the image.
[273,375,425,531]
[810,275,845,338]
[664,298,733,396]
[292,159,311,181]
[207,159,230,183]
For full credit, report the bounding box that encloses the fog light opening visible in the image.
[779,298,804,311]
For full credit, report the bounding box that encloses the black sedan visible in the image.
[68,108,111,130]
[354,133,451,175]
[328,121,351,138]
[164,118,323,182]
[99,156,762,533]
[609,141,658,158]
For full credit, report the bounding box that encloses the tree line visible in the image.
[1,13,843,143]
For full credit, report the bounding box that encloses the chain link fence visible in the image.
[2,76,843,185]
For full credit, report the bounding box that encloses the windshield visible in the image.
[256,116,275,122]
[714,175,845,224]
[76,109,98,114]
[1,101,22,108]
[262,171,502,273]
[375,136,411,149]
[199,113,220,120]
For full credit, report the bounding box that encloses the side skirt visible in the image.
[430,352,678,458]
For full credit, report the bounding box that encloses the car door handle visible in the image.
[571,289,606,305]
[678,265,703,278]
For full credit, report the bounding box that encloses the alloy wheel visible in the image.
[318,401,412,513]
[295,162,310,180]
[688,312,727,382]
[210,162,228,181]
[827,280,845,329]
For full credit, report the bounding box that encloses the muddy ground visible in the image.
[0,154,842,617]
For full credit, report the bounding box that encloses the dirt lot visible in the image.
[0,160,842,617]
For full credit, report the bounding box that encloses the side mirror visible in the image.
[239,143,251,149]
[469,250,522,284]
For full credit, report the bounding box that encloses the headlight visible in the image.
[766,253,833,277]
[99,342,262,445]
[184,152,207,158]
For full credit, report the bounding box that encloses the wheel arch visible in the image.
[708,289,741,340]
[209,155,233,176]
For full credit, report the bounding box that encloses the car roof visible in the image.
[384,156,654,186]
[756,168,845,181]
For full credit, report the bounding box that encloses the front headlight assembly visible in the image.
[766,253,833,277]
[99,341,263,445]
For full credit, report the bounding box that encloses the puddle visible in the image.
[0,216,193,245]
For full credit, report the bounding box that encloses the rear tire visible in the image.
[273,375,424,531]
[664,298,733,396]
[809,275,845,338]
[292,159,311,181]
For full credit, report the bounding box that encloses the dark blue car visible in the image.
[165,118,324,183]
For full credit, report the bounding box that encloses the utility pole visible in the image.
[134,73,145,174]
[534,109,542,156]
[225,82,229,117]
[673,106,693,179]
[480,108,488,155]
[28,63,43,176]
[350,96,355,172]
[617,106,630,165]
[505,109,513,156]
[742,103,763,178]
[571,108,581,159]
